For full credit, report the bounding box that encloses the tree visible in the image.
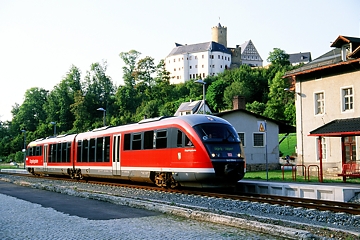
[267,48,290,66]
[224,81,252,109]
[119,50,141,87]
[206,79,229,112]
[83,61,116,128]
[45,65,82,134]
[12,87,48,132]
[263,70,294,124]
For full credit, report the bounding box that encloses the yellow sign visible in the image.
[257,121,266,132]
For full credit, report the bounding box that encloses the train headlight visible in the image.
[237,153,241,157]
[211,153,216,157]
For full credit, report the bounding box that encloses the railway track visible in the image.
[3,172,360,215]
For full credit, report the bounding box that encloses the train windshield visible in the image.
[193,123,243,159]
[193,123,240,143]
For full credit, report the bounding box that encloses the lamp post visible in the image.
[21,130,26,169]
[50,121,57,137]
[97,107,106,126]
[195,80,206,114]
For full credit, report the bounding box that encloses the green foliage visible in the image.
[279,133,297,157]
[267,48,290,66]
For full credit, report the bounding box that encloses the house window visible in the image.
[238,133,245,147]
[342,87,353,111]
[218,55,220,59]
[253,133,264,147]
[202,65,204,68]
[189,56,192,60]
[315,92,324,115]
[203,73,205,78]
[174,68,176,71]
[190,66,192,69]
[189,74,192,79]
[220,65,222,68]
[173,59,175,62]
[195,56,198,59]
[202,55,204,59]
[321,138,327,160]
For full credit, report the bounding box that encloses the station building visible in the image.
[284,35,360,178]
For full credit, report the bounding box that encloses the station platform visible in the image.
[237,180,360,202]
[1,169,29,174]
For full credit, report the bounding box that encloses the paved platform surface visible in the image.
[238,180,360,202]
[0,181,275,239]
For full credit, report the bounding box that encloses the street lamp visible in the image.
[50,121,57,137]
[21,130,26,169]
[195,79,206,114]
[97,107,106,126]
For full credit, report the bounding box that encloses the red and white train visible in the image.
[25,114,246,188]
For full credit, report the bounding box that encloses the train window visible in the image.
[66,142,71,162]
[89,138,96,162]
[194,124,239,142]
[48,144,54,163]
[54,143,59,162]
[105,136,110,162]
[177,130,182,147]
[144,131,154,149]
[28,147,34,156]
[83,139,89,162]
[156,130,167,149]
[124,134,130,150]
[96,137,104,162]
[59,142,67,162]
[77,140,82,162]
[36,146,42,156]
[177,130,193,147]
[132,133,142,150]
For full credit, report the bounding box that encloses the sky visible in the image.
[1,0,359,122]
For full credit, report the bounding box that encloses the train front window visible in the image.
[194,123,239,143]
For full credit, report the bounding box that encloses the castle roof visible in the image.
[167,41,231,57]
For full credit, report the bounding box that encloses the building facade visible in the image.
[165,23,262,84]
[165,42,232,84]
[284,35,360,177]
[239,40,263,67]
[215,97,295,171]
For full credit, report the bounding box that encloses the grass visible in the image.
[0,163,24,170]
[279,133,297,157]
[244,170,360,184]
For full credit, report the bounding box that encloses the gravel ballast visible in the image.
[1,174,360,239]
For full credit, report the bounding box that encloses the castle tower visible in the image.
[211,23,227,48]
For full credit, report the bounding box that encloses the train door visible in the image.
[112,134,121,175]
[43,144,48,172]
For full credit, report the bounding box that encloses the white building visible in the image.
[165,41,232,84]
[283,35,360,179]
[166,22,266,84]
[239,40,263,67]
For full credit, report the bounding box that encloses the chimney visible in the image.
[233,96,246,110]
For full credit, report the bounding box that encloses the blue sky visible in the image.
[1,0,359,121]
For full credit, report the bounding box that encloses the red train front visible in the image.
[25,115,246,188]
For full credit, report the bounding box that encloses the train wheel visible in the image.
[154,172,179,188]
[167,175,179,189]
[154,172,167,187]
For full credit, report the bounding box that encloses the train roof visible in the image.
[76,114,231,138]
[28,115,232,143]
[28,134,77,146]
